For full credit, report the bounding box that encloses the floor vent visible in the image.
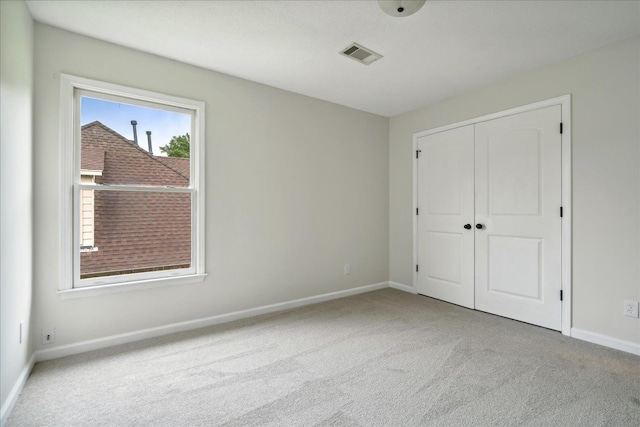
[340,43,382,65]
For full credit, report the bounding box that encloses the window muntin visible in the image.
[60,74,205,293]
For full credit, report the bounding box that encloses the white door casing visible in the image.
[413,96,570,333]
[474,105,562,331]
[416,125,475,308]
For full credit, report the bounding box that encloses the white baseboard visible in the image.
[571,328,640,356]
[0,353,35,427]
[389,281,417,294]
[35,282,389,362]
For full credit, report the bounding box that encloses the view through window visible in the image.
[79,95,194,282]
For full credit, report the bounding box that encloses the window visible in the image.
[60,74,206,296]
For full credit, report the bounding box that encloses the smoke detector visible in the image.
[340,43,383,66]
[378,0,426,17]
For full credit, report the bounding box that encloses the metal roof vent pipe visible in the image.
[146,131,153,154]
[131,120,139,145]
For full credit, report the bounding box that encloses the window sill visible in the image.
[58,273,207,299]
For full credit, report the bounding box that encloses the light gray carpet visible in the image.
[8,289,640,426]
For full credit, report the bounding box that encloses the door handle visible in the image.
[464,224,472,230]
[476,224,483,229]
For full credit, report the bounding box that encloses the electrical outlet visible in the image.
[42,328,55,344]
[344,263,351,275]
[623,300,639,318]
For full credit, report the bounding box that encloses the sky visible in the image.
[81,96,191,157]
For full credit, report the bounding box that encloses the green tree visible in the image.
[160,133,190,158]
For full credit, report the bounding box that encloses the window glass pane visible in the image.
[80,190,192,279]
[80,96,191,188]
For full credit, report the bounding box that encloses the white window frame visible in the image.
[59,74,206,299]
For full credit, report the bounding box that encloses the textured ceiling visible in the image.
[26,0,640,117]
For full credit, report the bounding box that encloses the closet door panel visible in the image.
[416,125,474,308]
[474,105,562,330]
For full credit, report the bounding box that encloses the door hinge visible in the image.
[416,207,419,215]
[416,150,421,159]
[560,123,563,134]
[416,264,419,272]
[560,290,563,301]
[560,206,563,217]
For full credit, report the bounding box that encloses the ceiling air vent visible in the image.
[340,43,382,66]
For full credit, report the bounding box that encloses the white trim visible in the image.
[58,273,207,299]
[559,96,572,336]
[77,184,193,193]
[59,73,206,292]
[0,353,35,426]
[389,281,417,294]
[413,96,570,139]
[571,328,640,356]
[194,96,206,277]
[37,282,389,361]
[412,95,572,336]
[59,73,74,296]
[412,136,419,294]
[66,76,202,111]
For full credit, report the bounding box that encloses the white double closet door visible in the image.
[416,105,562,330]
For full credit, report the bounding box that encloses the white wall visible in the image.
[390,36,640,344]
[0,0,34,416]
[32,24,389,350]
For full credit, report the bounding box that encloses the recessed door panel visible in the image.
[488,130,541,216]
[488,236,541,300]
[427,231,462,285]
[427,142,462,215]
[416,125,474,309]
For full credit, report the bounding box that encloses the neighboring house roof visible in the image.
[155,156,190,178]
[81,121,189,185]
[80,121,191,277]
